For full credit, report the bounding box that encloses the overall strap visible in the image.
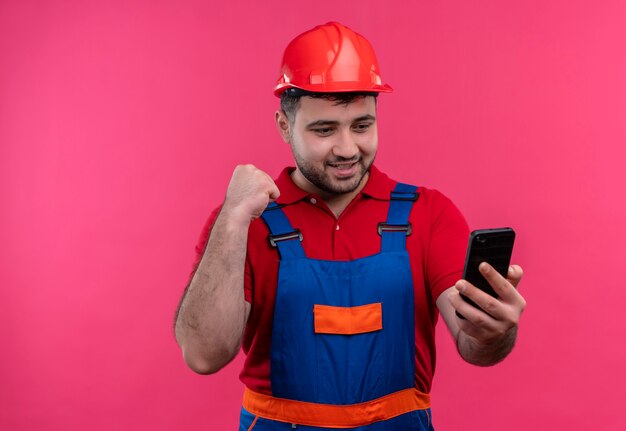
[379,183,420,252]
[260,202,305,260]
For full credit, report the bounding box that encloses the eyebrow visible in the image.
[305,115,376,128]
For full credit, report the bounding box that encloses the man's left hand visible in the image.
[450,263,526,344]
[437,263,526,366]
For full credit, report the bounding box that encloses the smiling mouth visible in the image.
[327,159,360,169]
[328,162,356,169]
[327,159,360,177]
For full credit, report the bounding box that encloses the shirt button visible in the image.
[336,225,340,231]
[310,198,317,204]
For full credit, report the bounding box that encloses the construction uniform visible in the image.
[192,166,468,429]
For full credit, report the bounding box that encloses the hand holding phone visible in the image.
[456,228,515,320]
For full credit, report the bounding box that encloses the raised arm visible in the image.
[437,263,526,366]
[174,165,280,374]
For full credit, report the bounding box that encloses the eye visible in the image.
[352,123,371,133]
[312,127,334,136]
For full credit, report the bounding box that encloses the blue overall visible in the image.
[239,184,434,431]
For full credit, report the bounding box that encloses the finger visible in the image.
[454,279,510,321]
[506,264,523,288]
[478,262,519,303]
[449,287,517,342]
[448,288,499,331]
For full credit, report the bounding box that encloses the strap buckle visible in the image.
[377,223,412,236]
[264,202,286,211]
[390,191,420,201]
[269,229,303,247]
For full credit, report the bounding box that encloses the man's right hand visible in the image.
[222,164,280,226]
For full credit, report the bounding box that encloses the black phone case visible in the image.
[457,228,515,319]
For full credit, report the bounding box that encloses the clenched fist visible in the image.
[222,164,280,226]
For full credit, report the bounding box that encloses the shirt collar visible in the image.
[274,165,395,205]
[360,165,396,200]
[274,167,309,205]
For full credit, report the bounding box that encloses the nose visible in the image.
[332,128,359,160]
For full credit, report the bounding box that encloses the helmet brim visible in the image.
[274,82,393,97]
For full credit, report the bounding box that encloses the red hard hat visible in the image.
[274,22,393,97]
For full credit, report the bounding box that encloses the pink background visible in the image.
[1,1,624,429]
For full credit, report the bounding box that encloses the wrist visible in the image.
[219,201,254,229]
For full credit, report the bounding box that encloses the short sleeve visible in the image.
[425,191,470,301]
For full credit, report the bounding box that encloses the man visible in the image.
[175,22,526,430]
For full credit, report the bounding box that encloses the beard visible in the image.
[293,154,374,195]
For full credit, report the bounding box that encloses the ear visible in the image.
[275,109,291,143]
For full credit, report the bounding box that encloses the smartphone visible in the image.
[456,228,516,319]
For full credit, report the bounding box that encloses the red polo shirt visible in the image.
[191,165,469,394]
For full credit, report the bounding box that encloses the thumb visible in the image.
[268,185,280,202]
